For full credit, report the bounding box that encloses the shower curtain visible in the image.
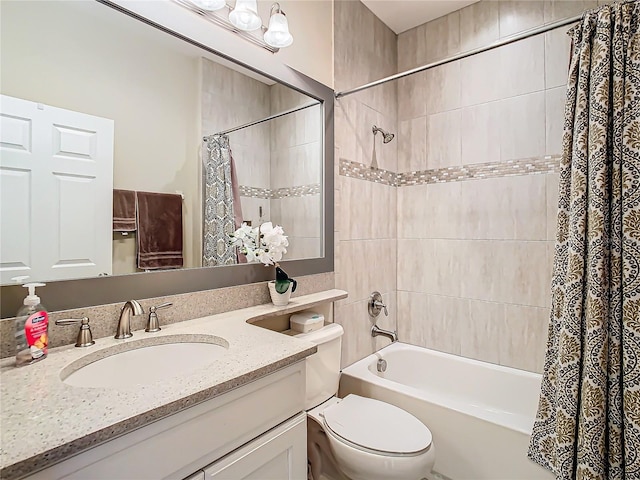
[202,134,244,266]
[528,2,640,478]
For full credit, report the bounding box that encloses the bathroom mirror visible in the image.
[0,0,334,316]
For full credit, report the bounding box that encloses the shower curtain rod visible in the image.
[204,101,320,139]
[335,13,583,99]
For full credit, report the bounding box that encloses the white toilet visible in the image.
[294,323,435,480]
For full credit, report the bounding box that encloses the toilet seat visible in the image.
[322,394,432,456]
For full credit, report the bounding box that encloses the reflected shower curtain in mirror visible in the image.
[203,134,244,266]
[528,2,640,478]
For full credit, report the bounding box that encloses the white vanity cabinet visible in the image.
[24,362,306,480]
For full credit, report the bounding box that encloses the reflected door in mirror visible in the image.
[0,95,114,284]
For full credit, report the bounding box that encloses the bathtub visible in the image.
[339,343,553,480]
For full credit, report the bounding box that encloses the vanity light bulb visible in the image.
[264,11,293,48]
[229,0,262,31]
[191,0,226,11]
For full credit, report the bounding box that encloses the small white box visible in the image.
[290,311,324,333]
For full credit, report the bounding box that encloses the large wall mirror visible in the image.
[0,0,334,317]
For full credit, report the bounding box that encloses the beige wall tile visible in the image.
[397,239,433,293]
[459,175,547,241]
[546,173,560,241]
[425,12,461,62]
[338,240,369,302]
[460,48,502,107]
[546,86,567,155]
[334,97,358,162]
[462,299,504,364]
[499,1,545,37]
[398,116,428,172]
[543,1,596,23]
[428,239,464,297]
[426,61,462,114]
[427,109,462,169]
[347,177,373,240]
[371,182,397,240]
[397,27,419,72]
[501,304,550,372]
[497,241,552,307]
[397,185,429,239]
[335,299,377,368]
[397,290,428,346]
[544,27,573,89]
[369,239,397,297]
[460,101,501,165]
[458,240,502,302]
[421,294,466,355]
[499,91,546,161]
[398,72,428,121]
[423,182,462,239]
[460,1,500,51]
[500,36,545,98]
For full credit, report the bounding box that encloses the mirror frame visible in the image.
[0,0,334,318]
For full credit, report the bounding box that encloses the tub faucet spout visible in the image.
[371,324,397,343]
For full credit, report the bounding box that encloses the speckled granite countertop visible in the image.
[0,289,348,480]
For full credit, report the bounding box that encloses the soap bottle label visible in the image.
[25,311,48,359]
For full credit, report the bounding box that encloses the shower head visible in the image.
[372,125,395,144]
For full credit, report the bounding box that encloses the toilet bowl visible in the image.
[308,395,435,480]
[296,323,436,480]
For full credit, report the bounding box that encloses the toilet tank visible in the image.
[294,323,344,410]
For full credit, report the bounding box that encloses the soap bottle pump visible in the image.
[14,279,49,367]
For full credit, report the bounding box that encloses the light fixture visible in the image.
[229,0,262,31]
[174,0,294,52]
[264,3,293,48]
[190,0,226,11]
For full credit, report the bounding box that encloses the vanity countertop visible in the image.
[0,289,348,480]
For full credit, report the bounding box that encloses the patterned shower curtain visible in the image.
[528,2,640,478]
[202,134,242,266]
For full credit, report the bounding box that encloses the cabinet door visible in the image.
[204,413,306,480]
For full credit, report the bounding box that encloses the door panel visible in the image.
[0,94,114,283]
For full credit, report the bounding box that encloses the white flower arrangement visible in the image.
[230,222,289,266]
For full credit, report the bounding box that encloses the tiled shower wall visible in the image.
[334,0,398,368]
[334,0,602,373]
[395,0,599,373]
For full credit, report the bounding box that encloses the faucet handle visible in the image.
[146,302,173,333]
[55,317,95,347]
[368,291,388,317]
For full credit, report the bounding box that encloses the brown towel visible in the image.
[113,189,136,232]
[136,191,183,270]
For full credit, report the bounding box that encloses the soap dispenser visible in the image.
[14,278,49,367]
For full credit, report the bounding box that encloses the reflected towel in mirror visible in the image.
[113,189,136,232]
[136,191,183,270]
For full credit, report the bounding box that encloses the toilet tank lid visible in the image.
[293,323,343,344]
[323,394,432,455]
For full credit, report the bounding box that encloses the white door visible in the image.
[0,94,114,283]
[203,414,307,480]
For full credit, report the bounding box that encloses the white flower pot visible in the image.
[268,280,292,306]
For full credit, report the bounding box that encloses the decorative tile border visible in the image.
[239,184,321,199]
[339,159,398,186]
[339,155,562,187]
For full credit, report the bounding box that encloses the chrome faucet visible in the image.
[371,324,397,343]
[115,300,144,339]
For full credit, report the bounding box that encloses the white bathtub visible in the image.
[339,343,553,480]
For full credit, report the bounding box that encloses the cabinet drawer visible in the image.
[204,413,307,480]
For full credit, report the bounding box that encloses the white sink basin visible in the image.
[62,336,228,388]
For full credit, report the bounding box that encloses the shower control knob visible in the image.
[368,291,388,317]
